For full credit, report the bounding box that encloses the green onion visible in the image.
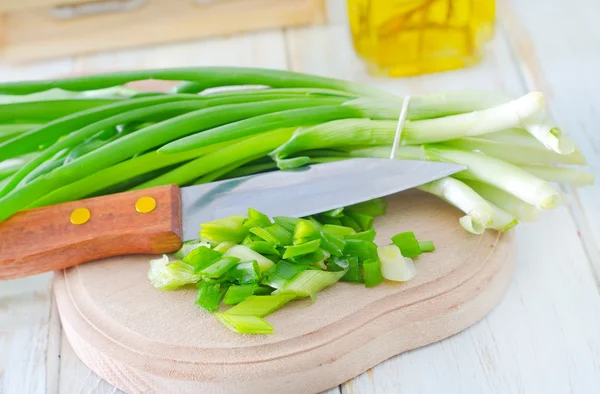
[224,245,275,272]
[391,232,422,258]
[215,313,274,335]
[227,261,260,285]
[273,216,298,232]
[339,215,362,232]
[261,260,309,289]
[322,224,356,238]
[223,284,257,305]
[224,293,296,317]
[148,255,200,290]
[344,229,376,242]
[321,207,344,218]
[199,216,248,243]
[282,239,322,259]
[249,241,280,256]
[274,270,347,301]
[243,207,272,229]
[363,260,384,288]
[346,198,387,216]
[342,239,378,262]
[377,245,417,282]
[213,241,237,253]
[293,219,321,244]
[340,256,363,283]
[318,230,346,256]
[182,245,223,272]
[195,282,223,312]
[345,212,374,231]
[418,241,435,252]
[290,249,328,268]
[199,257,240,279]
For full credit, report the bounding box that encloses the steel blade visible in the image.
[180,158,465,241]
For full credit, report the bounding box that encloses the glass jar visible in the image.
[347,0,496,77]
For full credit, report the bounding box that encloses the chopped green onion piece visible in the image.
[200,256,240,279]
[224,294,296,317]
[250,226,280,245]
[290,249,326,266]
[323,224,356,238]
[173,239,210,260]
[224,245,275,272]
[243,207,272,229]
[339,215,362,231]
[182,246,223,272]
[223,284,256,305]
[363,259,384,288]
[199,215,249,243]
[418,240,435,252]
[274,270,347,301]
[213,241,237,253]
[282,239,321,259]
[148,255,201,290]
[241,234,255,247]
[319,230,345,256]
[195,281,223,312]
[227,261,260,285]
[341,256,364,283]
[307,216,324,229]
[272,216,298,232]
[315,214,342,226]
[391,232,422,258]
[321,207,344,218]
[253,285,274,295]
[343,239,378,262]
[293,219,320,244]
[377,245,417,282]
[326,255,350,272]
[215,313,274,335]
[344,228,376,242]
[261,260,309,289]
[345,211,374,231]
[346,198,387,216]
[249,241,280,256]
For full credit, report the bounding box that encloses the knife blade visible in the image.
[0,158,464,280]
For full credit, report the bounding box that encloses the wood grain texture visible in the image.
[0,185,182,280]
[0,0,325,63]
[53,190,515,394]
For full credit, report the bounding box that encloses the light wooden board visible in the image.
[0,0,325,63]
[53,191,515,394]
[1,0,600,392]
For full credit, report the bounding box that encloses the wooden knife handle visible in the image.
[0,185,183,280]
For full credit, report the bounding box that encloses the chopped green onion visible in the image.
[323,224,356,238]
[243,207,272,229]
[199,215,248,243]
[148,255,201,290]
[363,259,384,288]
[289,249,327,266]
[224,294,296,317]
[213,241,237,253]
[260,224,293,246]
[253,285,274,295]
[282,239,322,259]
[390,232,422,258]
[182,246,223,272]
[342,239,378,262]
[227,261,260,285]
[341,256,363,283]
[249,241,280,256]
[274,270,347,301]
[418,241,435,252]
[249,226,280,245]
[223,284,256,305]
[318,230,345,256]
[224,245,275,272]
[261,260,308,289]
[272,216,298,232]
[344,228,376,242]
[200,256,240,279]
[345,212,374,231]
[215,313,274,335]
[173,239,211,260]
[339,215,362,231]
[293,219,320,244]
[377,245,417,282]
[195,282,223,312]
[346,198,387,216]
[315,214,342,226]
[321,207,344,218]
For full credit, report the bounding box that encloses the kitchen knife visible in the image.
[0,158,465,280]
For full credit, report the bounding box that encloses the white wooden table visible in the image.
[1,1,600,393]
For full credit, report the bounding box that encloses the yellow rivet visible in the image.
[136,196,156,214]
[70,207,91,225]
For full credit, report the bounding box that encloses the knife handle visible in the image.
[0,185,183,280]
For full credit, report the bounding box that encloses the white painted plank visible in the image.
[0,274,54,394]
[285,8,600,394]
[502,0,600,282]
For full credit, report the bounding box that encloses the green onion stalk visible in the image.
[0,67,593,234]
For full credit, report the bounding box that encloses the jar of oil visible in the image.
[347,0,496,77]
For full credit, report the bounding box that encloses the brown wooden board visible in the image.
[54,189,516,393]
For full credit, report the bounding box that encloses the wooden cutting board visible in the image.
[53,189,515,394]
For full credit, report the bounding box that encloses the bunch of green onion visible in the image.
[150,200,433,334]
[0,67,594,234]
